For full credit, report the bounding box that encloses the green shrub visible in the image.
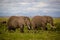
[55,23,60,31]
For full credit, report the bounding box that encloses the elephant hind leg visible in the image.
[8,26,16,32]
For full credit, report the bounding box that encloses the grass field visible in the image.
[0,17,60,40]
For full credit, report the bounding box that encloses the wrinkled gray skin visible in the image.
[7,16,31,33]
[31,16,47,31]
[31,16,54,31]
[44,16,54,27]
[7,16,25,33]
[19,16,31,30]
[44,16,56,30]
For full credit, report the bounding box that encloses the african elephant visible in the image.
[31,16,55,31]
[7,16,31,33]
[7,16,25,33]
[31,16,47,31]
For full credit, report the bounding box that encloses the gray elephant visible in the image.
[31,16,47,31]
[31,16,55,31]
[7,16,31,33]
[7,16,25,33]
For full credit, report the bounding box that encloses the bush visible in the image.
[0,23,7,34]
[55,23,60,31]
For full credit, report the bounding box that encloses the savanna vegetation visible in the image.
[0,17,60,40]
